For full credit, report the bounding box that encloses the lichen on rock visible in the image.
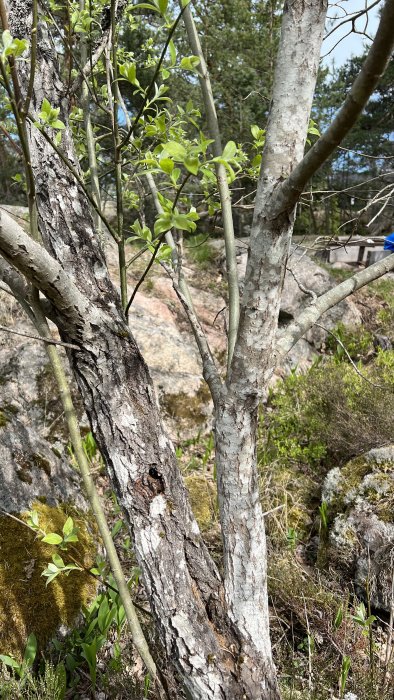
[321,445,394,611]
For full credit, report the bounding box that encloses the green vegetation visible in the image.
[0,502,98,660]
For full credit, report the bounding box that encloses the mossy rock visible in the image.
[322,448,394,522]
[0,502,98,660]
[184,474,217,531]
[321,446,394,611]
[161,382,212,429]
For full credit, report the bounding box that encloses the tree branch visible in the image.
[280,0,394,205]
[0,208,88,329]
[276,253,394,357]
[181,1,240,371]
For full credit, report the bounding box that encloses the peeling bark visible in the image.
[4,1,282,696]
[3,1,394,698]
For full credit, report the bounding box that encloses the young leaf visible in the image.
[42,532,63,545]
[184,155,199,175]
[172,213,196,232]
[159,158,174,174]
[162,141,187,161]
[62,517,74,537]
[180,56,200,72]
[0,654,20,669]
[23,633,37,668]
[2,30,13,50]
[222,141,237,160]
[158,0,168,14]
[111,519,123,539]
[51,119,66,130]
[52,553,65,568]
[168,39,176,66]
[154,213,172,236]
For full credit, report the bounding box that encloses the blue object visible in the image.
[384,233,394,251]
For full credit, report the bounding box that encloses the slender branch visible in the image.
[180,0,239,371]
[324,0,381,41]
[0,324,79,349]
[30,299,159,684]
[316,322,389,389]
[166,265,223,406]
[80,0,103,238]
[119,8,185,149]
[280,0,394,206]
[276,253,394,357]
[22,0,37,116]
[108,3,127,312]
[125,233,165,316]
[0,122,23,155]
[0,208,89,327]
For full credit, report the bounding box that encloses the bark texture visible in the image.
[3,1,394,698]
[3,1,281,697]
[214,0,327,669]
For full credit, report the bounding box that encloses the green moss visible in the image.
[161,383,211,426]
[184,474,217,531]
[0,411,9,428]
[0,502,98,660]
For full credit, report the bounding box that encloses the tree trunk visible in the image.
[5,1,281,696]
[5,0,394,697]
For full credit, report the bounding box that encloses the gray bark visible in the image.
[2,1,394,698]
[214,0,327,665]
[3,2,279,697]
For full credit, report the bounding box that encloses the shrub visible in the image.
[261,351,394,468]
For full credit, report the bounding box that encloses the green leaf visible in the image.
[172,213,196,232]
[51,119,65,130]
[159,158,174,174]
[184,155,199,175]
[52,553,65,568]
[0,654,20,669]
[169,39,176,66]
[111,519,123,538]
[162,141,187,161]
[64,533,79,543]
[2,30,13,50]
[334,606,343,630]
[119,62,139,86]
[62,517,74,536]
[180,56,200,72]
[222,140,237,160]
[64,563,82,572]
[23,633,37,668]
[40,98,52,117]
[42,532,63,545]
[170,168,181,185]
[132,3,159,11]
[154,213,172,236]
[158,0,168,14]
[251,124,260,140]
[29,510,39,528]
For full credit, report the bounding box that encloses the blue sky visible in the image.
[322,0,381,67]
